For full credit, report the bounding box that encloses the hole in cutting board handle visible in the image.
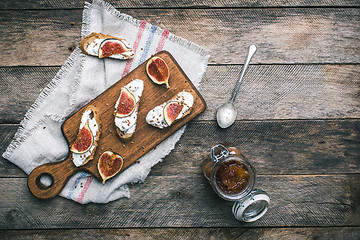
[28,156,80,199]
[36,173,54,190]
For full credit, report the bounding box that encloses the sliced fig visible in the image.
[146,56,170,88]
[163,101,184,126]
[98,151,124,184]
[115,88,136,118]
[70,121,93,154]
[98,38,128,58]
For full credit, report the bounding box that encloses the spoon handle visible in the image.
[230,44,257,103]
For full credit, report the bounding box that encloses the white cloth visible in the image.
[2,0,210,204]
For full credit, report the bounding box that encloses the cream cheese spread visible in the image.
[114,79,144,134]
[72,109,99,167]
[146,91,194,129]
[86,38,134,59]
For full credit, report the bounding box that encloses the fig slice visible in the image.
[98,151,124,184]
[98,38,129,58]
[70,121,93,154]
[146,56,170,88]
[115,88,136,118]
[163,101,184,126]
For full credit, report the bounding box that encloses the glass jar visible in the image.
[202,143,270,222]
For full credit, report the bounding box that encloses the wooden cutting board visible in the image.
[27,51,206,200]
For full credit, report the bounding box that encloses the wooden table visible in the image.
[1,0,359,239]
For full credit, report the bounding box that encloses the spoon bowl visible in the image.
[216,102,237,128]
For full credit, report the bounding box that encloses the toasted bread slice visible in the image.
[71,105,101,167]
[79,32,107,56]
[115,100,140,142]
[79,32,134,59]
[146,90,196,129]
[116,128,133,142]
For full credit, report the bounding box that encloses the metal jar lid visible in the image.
[232,189,270,222]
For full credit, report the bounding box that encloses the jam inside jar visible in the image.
[215,159,250,195]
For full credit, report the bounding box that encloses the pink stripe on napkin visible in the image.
[77,176,93,203]
[121,20,147,78]
[155,30,169,53]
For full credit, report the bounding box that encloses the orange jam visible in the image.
[215,160,250,194]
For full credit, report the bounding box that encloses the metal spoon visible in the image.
[216,44,257,128]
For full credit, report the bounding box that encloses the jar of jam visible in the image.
[202,144,270,222]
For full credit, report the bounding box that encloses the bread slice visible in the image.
[116,128,132,142]
[115,101,140,142]
[71,105,101,167]
[114,79,144,142]
[79,32,106,56]
[146,90,196,129]
[79,32,134,59]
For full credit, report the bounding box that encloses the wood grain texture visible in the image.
[1,119,359,177]
[154,119,360,175]
[1,64,359,123]
[1,0,359,9]
[202,64,360,120]
[1,227,360,240]
[0,67,58,123]
[0,174,359,228]
[0,124,26,177]
[1,8,359,66]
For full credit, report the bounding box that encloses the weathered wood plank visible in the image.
[154,119,360,175]
[1,119,359,177]
[0,67,58,123]
[0,124,26,177]
[0,174,359,228]
[1,8,359,66]
[1,227,360,240]
[1,64,359,123]
[1,0,359,10]
[202,64,360,120]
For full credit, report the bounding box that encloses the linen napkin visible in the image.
[2,0,210,204]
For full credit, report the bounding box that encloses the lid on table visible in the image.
[232,189,270,222]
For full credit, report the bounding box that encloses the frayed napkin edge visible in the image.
[2,48,83,161]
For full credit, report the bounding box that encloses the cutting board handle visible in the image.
[27,155,77,200]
